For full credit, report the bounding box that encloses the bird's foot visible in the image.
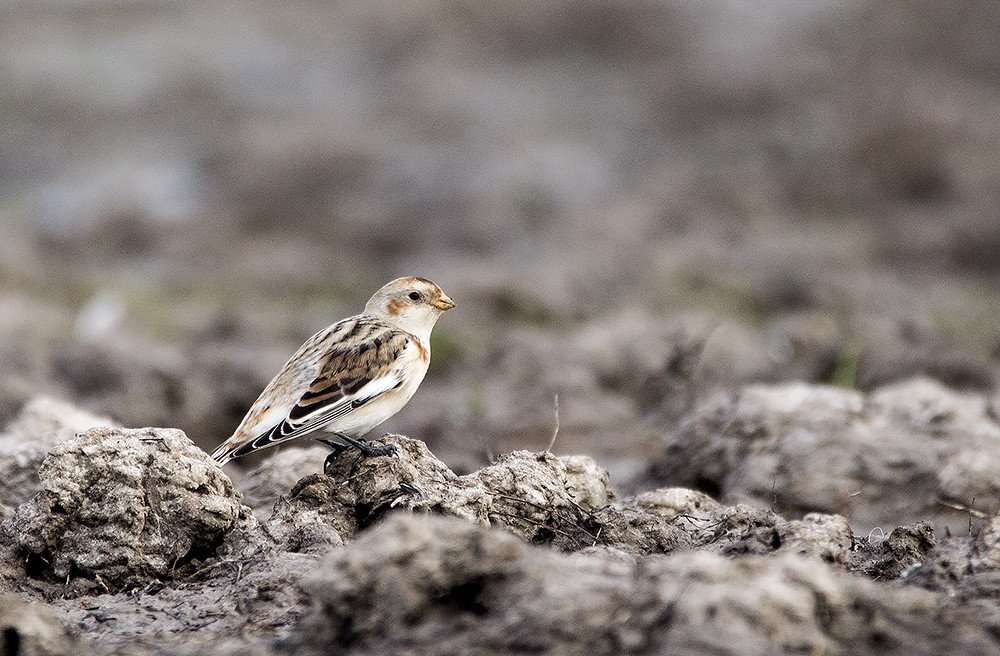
[318,434,398,476]
[355,440,398,458]
[344,438,398,476]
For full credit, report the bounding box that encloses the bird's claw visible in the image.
[399,482,425,498]
[359,442,398,458]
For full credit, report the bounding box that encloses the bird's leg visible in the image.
[315,437,348,454]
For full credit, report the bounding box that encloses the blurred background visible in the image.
[1,0,998,495]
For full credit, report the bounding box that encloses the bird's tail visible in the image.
[211,423,286,465]
[210,437,239,466]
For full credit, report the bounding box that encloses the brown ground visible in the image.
[1,0,1000,654]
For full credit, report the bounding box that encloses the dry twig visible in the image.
[547,394,560,452]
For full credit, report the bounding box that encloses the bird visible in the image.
[212,277,454,469]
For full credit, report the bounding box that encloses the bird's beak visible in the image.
[432,293,455,310]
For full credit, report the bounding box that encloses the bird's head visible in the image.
[365,277,454,338]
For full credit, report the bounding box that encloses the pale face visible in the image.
[364,277,454,338]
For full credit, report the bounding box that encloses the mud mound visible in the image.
[293,513,999,656]
[0,397,999,654]
[295,513,664,655]
[0,426,255,596]
[650,377,1000,532]
[266,435,690,555]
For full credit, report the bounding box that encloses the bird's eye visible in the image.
[408,292,421,301]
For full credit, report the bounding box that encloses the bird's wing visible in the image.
[212,318,414,463]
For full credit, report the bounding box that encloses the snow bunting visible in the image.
[212,277,454,467]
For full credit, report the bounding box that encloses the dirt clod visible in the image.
[0,426,255,596]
